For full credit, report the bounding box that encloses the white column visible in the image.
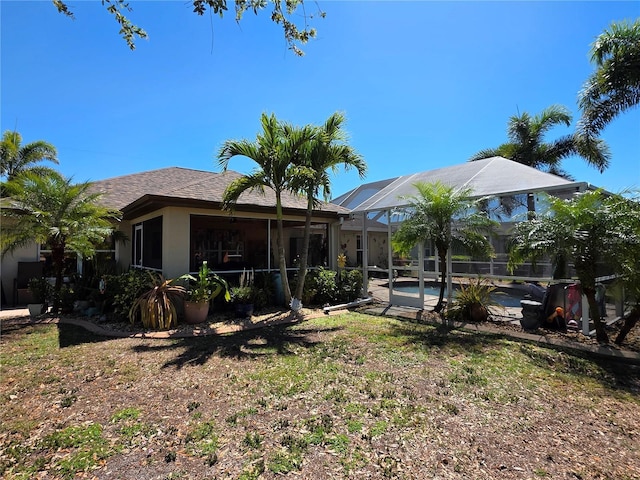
[362,212,369,296]
[387,209,393,303]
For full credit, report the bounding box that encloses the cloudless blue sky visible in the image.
[2,1,639,198]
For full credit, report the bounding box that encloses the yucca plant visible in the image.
[128,272,186,330]
[446,278,502,323]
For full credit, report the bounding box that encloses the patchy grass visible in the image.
[1,313,639,479]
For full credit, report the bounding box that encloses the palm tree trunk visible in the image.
[435,248,447,313]
[293,194,314,307]
[275,194,292,306]
[51,242,66,314]
[615,305,639,346]
[527,194,536,220]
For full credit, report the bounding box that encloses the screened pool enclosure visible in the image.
[333,157,592,309]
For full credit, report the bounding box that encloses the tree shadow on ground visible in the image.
[0,319,112,348]
[57,323,112,347]
[132,324,344,369]
[387,318,640,395]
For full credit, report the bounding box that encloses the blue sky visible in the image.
[2,1,639,199]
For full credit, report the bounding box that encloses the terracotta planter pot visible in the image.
[184,300,210,324]
[469,303,488,322]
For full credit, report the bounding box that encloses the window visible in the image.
[356,234,363,267]
[132,216,163,270]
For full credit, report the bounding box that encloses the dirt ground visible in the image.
[1,307,639,479]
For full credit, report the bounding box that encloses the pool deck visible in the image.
[366,278,523,325]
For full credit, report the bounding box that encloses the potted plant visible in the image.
[445,278,503,323]
[128,272,186,330]
[231,269,256,318]
[181,261,230,324]
[27,277,51,317]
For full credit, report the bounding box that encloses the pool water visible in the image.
[391,283,524,308]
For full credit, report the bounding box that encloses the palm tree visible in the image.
[508,190,638,344]
[391,181,497,313]
[0,130,59,186]
[289,112,367,309]
[1,171,122,313]
[218,113,314,307]
[470,105,610,211]
[578,19,640,138]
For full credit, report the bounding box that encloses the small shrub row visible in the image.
[297,267,363,306]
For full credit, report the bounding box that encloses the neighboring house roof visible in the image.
[90,167,350,219]
[333,157,588,213]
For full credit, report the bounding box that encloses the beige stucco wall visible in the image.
[115,219,132,273]
[162,207,191,279]
[339,230,388,268]
[1,243,40,307]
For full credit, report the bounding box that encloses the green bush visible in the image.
[337,269,363,303]
[308,267,337,305]
[305,267,363,306]
[252,272,273,310]
[102,269,155,320]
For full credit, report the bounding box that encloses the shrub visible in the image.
[337,269,363,303]
[103,269,156,320]
[128,273,186,330]
[445,278,502,322]
[308,267,337,305]
[305,267,363,306]
[252,272,273,310]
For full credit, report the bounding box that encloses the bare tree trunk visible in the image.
[527,193,536,220]
[584,287,608,343]
[615,305,639,346]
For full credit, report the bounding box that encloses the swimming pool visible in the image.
[388,282,525,308]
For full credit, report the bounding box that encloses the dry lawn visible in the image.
[1,311,639,479]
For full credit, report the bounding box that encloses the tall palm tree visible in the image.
[470,104,610,178]
[218,113,314,307]
[508,190,638,344]
[391,181,497,313]
[578,19,640,138]
[0,130,59,186]
[1,171,122,312]
[289,112,367,309]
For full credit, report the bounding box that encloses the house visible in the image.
[0,158,601,308]
[1,167,350,306]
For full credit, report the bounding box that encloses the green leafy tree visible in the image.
[469,105,610,206]
[508,190,639,344]
[52,0,324,55]
[578,19,640,138]
[391,181,497,313]
[289,112,366,309]
[218,113,313,306]
[1,171,122,312]
[0,130,58,187]
[606,192,640,346]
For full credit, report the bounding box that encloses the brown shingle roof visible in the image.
[90,167,348,215]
